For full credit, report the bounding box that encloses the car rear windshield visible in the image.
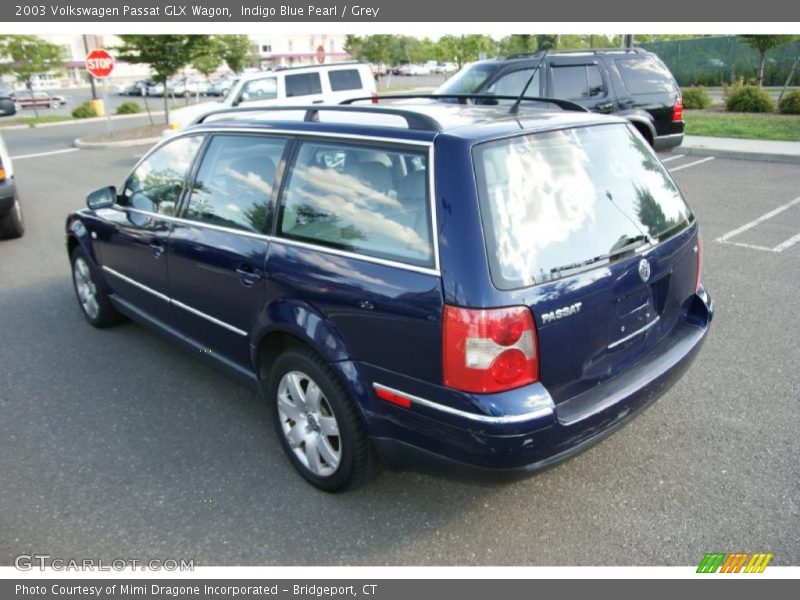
[473,124,694,290]
[615,56,676,94]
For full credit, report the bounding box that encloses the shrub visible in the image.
[778,90,800,115]
[725,86,774,113]
[115,101,142,115]
[681,87,712,110]
[71,101,97,119]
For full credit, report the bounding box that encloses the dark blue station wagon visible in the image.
[66,101,713,491]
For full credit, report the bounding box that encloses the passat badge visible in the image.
[638,259,651,283]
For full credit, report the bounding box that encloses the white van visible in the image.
[167,62,376,132]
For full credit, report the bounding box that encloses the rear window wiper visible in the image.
[549,234,651,275]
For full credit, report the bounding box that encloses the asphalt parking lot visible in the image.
[0,123,797,566]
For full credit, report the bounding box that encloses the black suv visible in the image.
[436,48,684,150]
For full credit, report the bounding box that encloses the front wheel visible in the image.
[70,247,125,328]
[268,346,375,492]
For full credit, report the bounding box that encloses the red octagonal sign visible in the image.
[85,49,114,79]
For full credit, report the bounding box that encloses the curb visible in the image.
[74,136,161,149]
[0,111,166,131]
[681,145,800,165]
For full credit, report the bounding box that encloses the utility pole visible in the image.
[83,35,98,99]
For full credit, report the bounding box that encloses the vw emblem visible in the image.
[638,258,651,283]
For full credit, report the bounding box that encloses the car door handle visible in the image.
[149,240,165,258]
[235,264,262,286]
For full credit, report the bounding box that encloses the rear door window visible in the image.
[183,135,287,233]
[328,69,363,92]
[551,65,606,99]
[285,73,323,97]
[615,57,676,94]
[473,124,694,289]
[238,77,278,103]
[277,141,433,268]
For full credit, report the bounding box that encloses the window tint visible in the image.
[285,72,322,97]
[474,124,694,289]
[551,65,605,99]
[122,135,202,215]
[278,142,433,267]
[615,57,676,94]
[436,63,496,94]
[239,77,277,103]
[184,135,286,233]
[328,69,363,92]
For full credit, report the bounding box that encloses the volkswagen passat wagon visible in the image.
[66,101,713,491]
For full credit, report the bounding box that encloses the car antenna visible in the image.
[509,48,549,116]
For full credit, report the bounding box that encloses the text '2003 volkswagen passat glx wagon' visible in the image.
[66,98,713,491]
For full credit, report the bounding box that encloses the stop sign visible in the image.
[85,49,114,79]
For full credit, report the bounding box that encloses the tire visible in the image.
[0,191,24,238]
[267,346,376,492]
[70,247,125,328]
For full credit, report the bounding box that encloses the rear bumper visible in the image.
[351,288,713,482]
[654,132,684,151]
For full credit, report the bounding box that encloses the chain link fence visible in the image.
[639,36,800,87]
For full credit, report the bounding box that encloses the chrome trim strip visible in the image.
[272,238,440,277]
[102,266,171,303]
[124,207,273,243]
[102,266,248,337]
[607,315,661,350]
[191,127,435,147]
[372,383,555,424]
[170,298,248,337]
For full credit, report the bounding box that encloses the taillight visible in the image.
[443,305,539,394]
[672,96,683,122]
[694,234,703,291]
[371,92,379,104]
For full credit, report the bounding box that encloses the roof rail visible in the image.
[193,104,442,131]
[341,94,589,113]
[505,47,647,59]
[270,60,369,72]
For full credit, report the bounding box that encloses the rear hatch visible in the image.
[473,123,698,403]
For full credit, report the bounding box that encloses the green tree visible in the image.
[741,35,792,86]
[0,35,64,118]
[218,35,253,74]
[115,35,210,123]
[344,35,364,59]
[436,35,495,68]
[360,35,393,65]
[192,37,223,81]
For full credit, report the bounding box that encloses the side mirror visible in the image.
[86,186,116,210]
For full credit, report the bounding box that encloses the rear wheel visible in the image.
[0,191,24,239]
[70,247,125,328]
[268,346,375,492]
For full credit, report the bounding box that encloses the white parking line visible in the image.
[717,195,800,253]
[660,154,685,163]
[10,148,79,160]
[669,156,715,172]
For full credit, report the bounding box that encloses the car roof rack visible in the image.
[505,47,647,59]
[270,60,368,72]
[194,105,443,131]
[341,93,589,113]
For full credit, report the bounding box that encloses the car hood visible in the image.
[169,100,226,128]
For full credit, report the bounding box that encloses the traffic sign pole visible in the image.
[100,77,112,134]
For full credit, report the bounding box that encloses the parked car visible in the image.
[392,64,411,76]
[207,76,236,97]
[146,81,166,97]
[436,47,685,149]
[118,80,148,96]
[166,62,376,133]
[0,84,16,118]
[170,77,209,97]
[13,89,67,109]
[67,100,712,491]
[0,134,24,238]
